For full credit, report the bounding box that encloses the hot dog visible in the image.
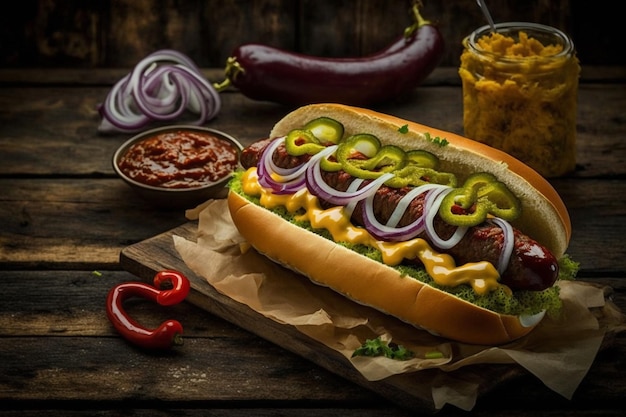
[227,103,579,345]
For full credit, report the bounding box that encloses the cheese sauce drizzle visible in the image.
[242,167,501,295]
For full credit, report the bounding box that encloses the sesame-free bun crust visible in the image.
[228,191,542,345]
[270,103,570,257]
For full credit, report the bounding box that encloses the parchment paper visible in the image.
[174,199,626,411]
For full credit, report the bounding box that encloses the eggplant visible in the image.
[216,3,445,106]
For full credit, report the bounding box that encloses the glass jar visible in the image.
[459,22,580,177]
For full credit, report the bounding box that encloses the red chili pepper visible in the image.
[106,270,191,350]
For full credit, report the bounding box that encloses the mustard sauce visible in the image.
[241,168,501,295]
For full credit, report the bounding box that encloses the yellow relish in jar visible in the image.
[459,22,580,177]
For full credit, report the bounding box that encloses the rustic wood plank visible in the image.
[0,179,189,268]
[7,0,621,68]
[105,0,297,68]
[0,410,624,417]
[0,337,378,404]
[0,270,384,407]
[548,178,626,273]
[0,80,624,178]
[427,0,575,67]
[298,0,409,57]
[0,0,104,68]
[2,66,624,87]
[0,408,422,417]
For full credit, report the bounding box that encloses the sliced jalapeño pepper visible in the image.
[476,181,522,221]
[438,172,521,227]
[336,134,406,179]
[405,149,438,169]
[303,117,345,144]
[285,129,325,156]
[384,149,444,187]
[357,144,406,172]
[386,166,457,188]
[319,151,342,172]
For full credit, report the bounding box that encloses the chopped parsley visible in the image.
[352,337,414,360]
[424,132,449,147]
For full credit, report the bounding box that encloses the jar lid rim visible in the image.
[465,22,574,60]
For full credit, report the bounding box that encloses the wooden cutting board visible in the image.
[119,221,526,413]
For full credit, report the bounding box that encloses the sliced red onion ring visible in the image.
[385,183,450,227]
[257,144,307,195]
[424,187,469,250]
[362,184,449,241]
[305,147,394,206]
[133,64,188,117]
[490,217,515,276]
[262,137,309,180]
[258,170,306,195]
[343,178,365,218]
[97,49,221,133]
[363,193,425,241]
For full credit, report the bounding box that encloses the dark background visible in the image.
[0,0,620,70]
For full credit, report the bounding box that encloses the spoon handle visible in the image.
[476,0,497,32]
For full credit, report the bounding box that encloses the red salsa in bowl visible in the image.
[113,126,243,208]
[118,130,239,188]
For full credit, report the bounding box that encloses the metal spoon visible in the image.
[476,0,497,32]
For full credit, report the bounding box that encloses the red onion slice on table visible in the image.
[98,49,221,133]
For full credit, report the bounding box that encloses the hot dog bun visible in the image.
[228,103,570,345]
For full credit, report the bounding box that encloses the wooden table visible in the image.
[1,66,625,416]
